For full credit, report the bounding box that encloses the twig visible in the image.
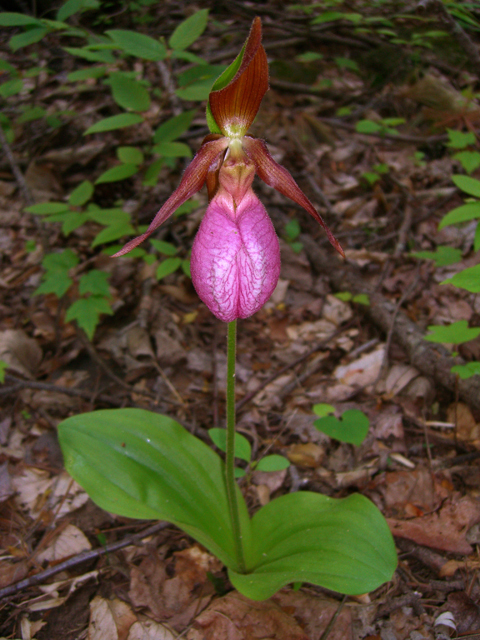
[2,374,121,405]
[157,61,183,117]
[236,324,351,411]
[319,595,347,640]
[0,125,34,207]
[0,521,170,601]
[300,234,480,411]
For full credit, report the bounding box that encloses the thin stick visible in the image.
[225,320,246,573]
[0,522,169,601]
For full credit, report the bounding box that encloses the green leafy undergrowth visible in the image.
[313,404,370,446]
[58,409,397,601]
[209,428,290,478]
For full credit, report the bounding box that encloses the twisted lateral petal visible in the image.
[209,17,269,137]
[243,137,344,257]
[113,137,228,257]
[190,189,280,322]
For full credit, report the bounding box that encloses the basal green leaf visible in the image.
[452,174,480,198]
[424,320,480,344]
[156,257,182,280]
[439,202,480,228]
[442,264,480,292]
[108,72,151,112]
[169,9,209,51]
[57,408,252,570]
[153,110,196,144]
[229,492,397,600]
[209,428,251,463]
[84,113,143,135]
[95,164,139,184]
[107,29,166,61]
[69,180,94,207]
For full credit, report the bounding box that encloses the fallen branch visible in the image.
[0,521,169,601]
[301,234,480,412]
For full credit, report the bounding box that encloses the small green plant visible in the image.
[411,245,463,267]
[451,361,480,379]
[356,117,405,137]
[0,360,8,383]
[334,291,370,306]
[284,218,303,253]
[446,128,480,174]
[362,162,389,186]
[424,321,480,345]
[209,428,290,478]
[313,404,370,445]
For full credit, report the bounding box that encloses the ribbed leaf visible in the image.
[229,492,397,600]
[58,409,252,570]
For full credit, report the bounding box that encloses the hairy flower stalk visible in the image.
[115,17,343,321]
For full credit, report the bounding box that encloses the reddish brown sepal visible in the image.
[113,137,228,257]
[243,136,345,257]
[209,17,269,137]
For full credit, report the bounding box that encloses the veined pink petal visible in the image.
[113,137,228,257]
[243,136,344,257]
[190,189,280,322]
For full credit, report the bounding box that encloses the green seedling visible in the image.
[313,405,370,446]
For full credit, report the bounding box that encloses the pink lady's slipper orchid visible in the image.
[114,17,343,322]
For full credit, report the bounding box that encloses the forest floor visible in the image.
[1,1,480,638]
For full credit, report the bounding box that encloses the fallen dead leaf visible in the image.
[388,494,480,554]
[88,596,137,640]
[334,346,385,389]
[129,544,218,630]
[36,523,91,563]
[438,558,480,578]
[287,443,325,468]
[272,590,352,640]
[0,329,42,378]
[447,402,480,442]
[127,618,177,640]
[187,591,310,640]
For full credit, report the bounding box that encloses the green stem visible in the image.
[225,319,246,573]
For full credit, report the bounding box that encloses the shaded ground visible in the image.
[1,1,480,638]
